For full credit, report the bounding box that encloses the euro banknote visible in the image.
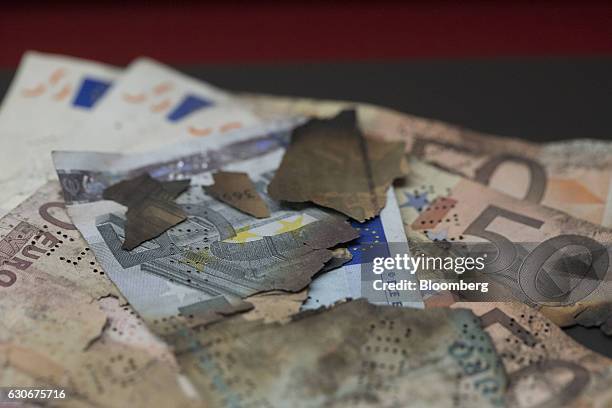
[52,120,422,336]
[0,55,261,218]
[170,299,507,407]
[0,181,199,407]
[71,58,262,153]
[454,302,612,407]
[0,51,119,216]
[397,158,612,332]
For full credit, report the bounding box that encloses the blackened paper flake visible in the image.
[204,171,270,218]
[268,109,408,222]
[103,174,190,250]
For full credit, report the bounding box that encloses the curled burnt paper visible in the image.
[178,295,255,328]
[103,174,190,250]
[183,216,359,296]
[268,109,408,222]
[204,171,270,218]
[181,239,354,327]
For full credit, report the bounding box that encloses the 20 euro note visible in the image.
[0,181,199,407]
[52,120,420,337]
[241,94,612,228]
[0,51,120,216]
[396,158,612,333]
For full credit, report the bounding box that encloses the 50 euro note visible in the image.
[69,58,262,155]
[452,302,612,407]
[396,158,612,333]
[0,181,199,407]
[0,54,262,218]
[240,94,612,228]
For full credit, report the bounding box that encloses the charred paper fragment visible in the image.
[183,245,354,326]
[161,179,192,197]
[162,216,359,297]
[541,299,612,336]
[578,303,612,335]
[268,109,408,222]
[204,171,270,218]
[103,174,190,250]
[172,300,507,407]
[148,240,355,331]
[178,295,254,328]
[324,247,353,271]
[243,290,309,323]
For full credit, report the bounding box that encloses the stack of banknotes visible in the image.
[0,51,611,407]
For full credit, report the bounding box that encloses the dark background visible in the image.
[183,58,612,141]
[0,1,611,356]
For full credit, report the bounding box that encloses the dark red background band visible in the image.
[1,1,611,68]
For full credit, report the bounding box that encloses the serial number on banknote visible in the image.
[3,389,67,400]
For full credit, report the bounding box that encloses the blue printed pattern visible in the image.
[167,94,213,122]
[347,216,389,265]
[72,77,112,109]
